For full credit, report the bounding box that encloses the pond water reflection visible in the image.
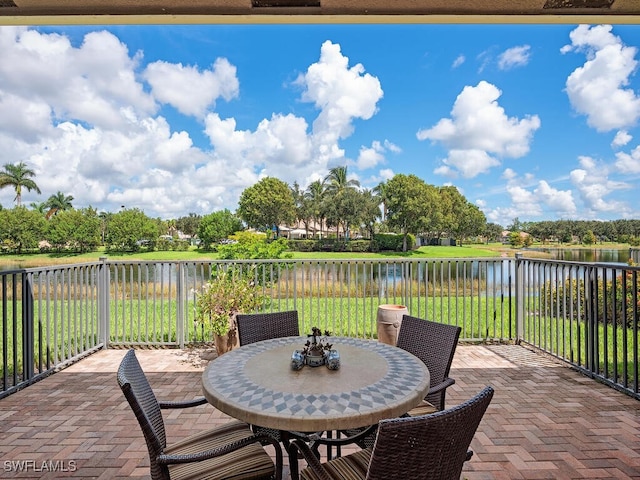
[526,248,630,264]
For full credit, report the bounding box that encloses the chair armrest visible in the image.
[289,439,332,480]
[428,377,455,396]
[157,433,283,479]
[313,425,378,448]
[158,397,208,409]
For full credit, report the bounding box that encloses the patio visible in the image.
[0,344,638,480]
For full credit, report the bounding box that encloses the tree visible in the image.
[46,208,100,253]
[0,162,41,206]
[483,222,504,243]
[373,180,389,222]
[237,177,296,236]
[176,213,201,237]
[385,174,440,252]
[29,201,47,215]
[583,229,597,245]
[45,191,74,219]
[323,165,360,196]
[324,187,369,240]
[198,209,243,250]
[358,188,382,239]
[105,208,158,252]
[305,180,326,238]
[0,206,47,253]
[438,186,485,245]
[322,166,361,238]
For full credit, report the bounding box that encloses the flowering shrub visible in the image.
[195,269,265,336]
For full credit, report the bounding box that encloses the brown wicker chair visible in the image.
[117,349,283,480]
[292,386,494,480]
[236,310,300,346]
[397,314,462,416]
[336,315,462,451]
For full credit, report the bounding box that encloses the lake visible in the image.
[524,247,631,264]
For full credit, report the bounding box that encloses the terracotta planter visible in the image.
[213,327,239,356]
[376,304,408,346]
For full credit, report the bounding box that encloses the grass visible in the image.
[3,288,637,390]
[0,243,515,270]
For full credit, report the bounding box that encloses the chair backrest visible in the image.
[396,315,461,410]
[236,310,300,346]
[117,349,168,480]
[366,386,494,480]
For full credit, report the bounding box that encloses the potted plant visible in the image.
[195,268,265,356]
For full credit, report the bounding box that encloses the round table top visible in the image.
[202,336,430,432]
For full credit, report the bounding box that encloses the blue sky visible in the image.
[1,23,640,227]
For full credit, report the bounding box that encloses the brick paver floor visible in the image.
[0,344,639,479]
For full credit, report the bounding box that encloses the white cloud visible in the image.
[452,54,465,68]
[201,40,384,188]
[563,24,640,132]
[481,169,577,225]
[614,145,640,174]
[356,140,400,170]
[569,155,631,213]
[436,149,501,179]
[357,141,385,170]
[612,130,632,148]
[296,40,384,166]
[144,57,239,118]
[0,27,156,134]
[0,28,384,218]
[498,45,531,70]
[417,81,540,178]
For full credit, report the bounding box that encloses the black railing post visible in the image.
[515,253,524,344]
[586,266,598,375]
[176,262,185,349]
[98,257,110,348]
[21,272,34,382]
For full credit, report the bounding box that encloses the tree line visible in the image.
[3,160,638,255]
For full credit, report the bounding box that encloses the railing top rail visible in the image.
[516,255,640,271]
[103,257,508,265]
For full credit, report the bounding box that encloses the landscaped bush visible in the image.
[372,233,414,251]
[544,273,640,328]
[345,240,371,252]
[288,240,317,252]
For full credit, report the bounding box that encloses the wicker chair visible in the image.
[236,310,302,444]
[336,315,462,451]
[236,310,300,346]
[291,386,494,480]
[397,314,462,416]
[117,349,283,480]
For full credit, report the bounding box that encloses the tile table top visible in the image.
[202,336,430,432]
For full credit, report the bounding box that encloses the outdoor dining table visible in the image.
[202,335,430,478]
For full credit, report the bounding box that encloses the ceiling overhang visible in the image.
[2,0,640,24]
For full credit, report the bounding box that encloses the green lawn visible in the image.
[0,243,509,270]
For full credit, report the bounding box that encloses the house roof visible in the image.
[1,0,638,22]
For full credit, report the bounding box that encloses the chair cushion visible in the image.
[407,399,437,417]
[300,448,372,480]
[166,420,275,480]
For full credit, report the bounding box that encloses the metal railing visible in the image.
[516,255,639,398]
[2,255,639,400]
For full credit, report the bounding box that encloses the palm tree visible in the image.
[373,180,389,222]
[305,180,326,238]
[29,201,48,215]
[323,166,360,196]
[0,162,41,206]
[45,191,74,219]
[323,166,360,238]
